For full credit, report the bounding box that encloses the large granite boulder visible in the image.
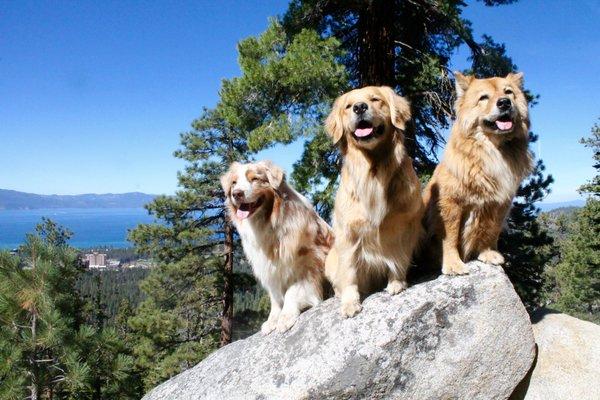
[515,309,600,400]
[143,262,535,400]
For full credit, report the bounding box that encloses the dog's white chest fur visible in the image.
[236,220,292,300]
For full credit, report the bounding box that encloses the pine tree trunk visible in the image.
[29,249,40,400]
[220,221,234,346]
[29,313,39,400]
[356,0,396,86]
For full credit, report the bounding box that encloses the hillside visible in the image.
[538,199,585,212]
[538,206,580,242]
[0,189,156,209]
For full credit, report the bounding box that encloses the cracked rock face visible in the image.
[142,262,535,400]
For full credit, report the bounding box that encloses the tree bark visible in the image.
[29,313,39,400]
[29,248,40,400]
[356,0,396,87]
[219,221,234,347]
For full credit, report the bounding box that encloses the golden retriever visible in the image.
[221,160,333,333]
[324,86,423,318]
[422,72,533,275]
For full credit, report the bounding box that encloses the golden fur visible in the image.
[422,72,533,275]
[221,160,333,333]
[324,86,423,318]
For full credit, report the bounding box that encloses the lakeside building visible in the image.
[84,252,107,268]
[80,252,152,270]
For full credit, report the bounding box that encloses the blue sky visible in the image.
[1,0,598,204]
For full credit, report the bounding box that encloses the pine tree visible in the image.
[579,121,600,196]
[0,220,142,399]
[69,325,141,400]
[499,155,555,310]
[128,107,245,389]
[127,21,346,390]
[547,121,600,322]
[0,220,85,399]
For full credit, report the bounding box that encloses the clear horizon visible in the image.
[1,0,599,204]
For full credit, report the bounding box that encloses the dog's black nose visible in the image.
[353,102,368,114]
[232,189,244,200]
[497,97,511,111]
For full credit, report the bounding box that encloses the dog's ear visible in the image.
[454,72,473,98]
[325,94,346,144]
[506,72,524,89]
[220,162,240,195]
[259,160,285,189]
[381,86,411,131]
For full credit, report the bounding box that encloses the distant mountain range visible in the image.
[0,188,586,212]
[0,189,156,210]
[538,199,585,212]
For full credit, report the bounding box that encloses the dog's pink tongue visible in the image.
[355,127,373,137]
[495,120,513,130]
[236,209,250,219]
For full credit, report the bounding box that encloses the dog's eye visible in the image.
[231,181,237,185]
[371,97,380,102]
[504,88,513,95]
[345,104,351,109]
[478,94,489,102]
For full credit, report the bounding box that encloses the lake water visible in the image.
[0,208,156,249]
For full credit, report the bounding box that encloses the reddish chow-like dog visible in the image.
[221,160,332,333]
[422,72,533,275]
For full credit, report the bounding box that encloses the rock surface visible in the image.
[516,310,600,400]
[143,262,535,400]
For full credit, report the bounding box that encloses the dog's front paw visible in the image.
[478,250,505,265]
[340,300,362,318]
[261,319,277,335]
[385,280,407,295]
[442,259,469,275]
[276,312,299,333]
